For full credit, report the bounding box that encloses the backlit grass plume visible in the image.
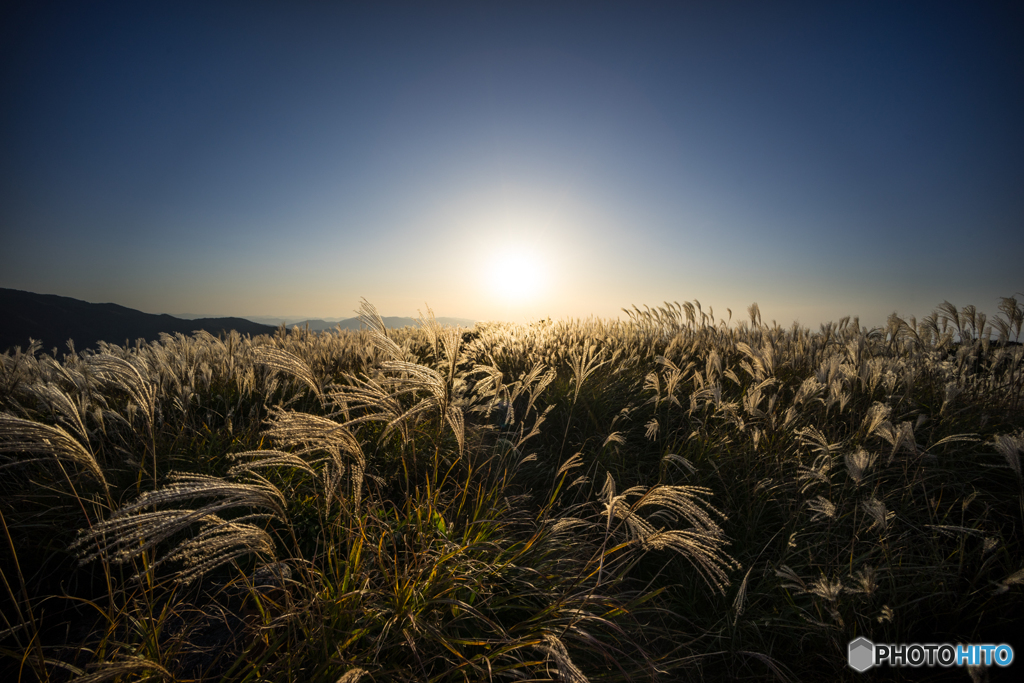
[0,412,109,495]
[70,472,285,583]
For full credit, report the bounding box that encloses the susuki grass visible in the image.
[1,296,1022,681]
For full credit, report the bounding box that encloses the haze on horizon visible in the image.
[2,1,1022,329]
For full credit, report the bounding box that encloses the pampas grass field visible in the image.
[1,297,1022,682]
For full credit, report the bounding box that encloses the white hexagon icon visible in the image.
[848,637,875,672]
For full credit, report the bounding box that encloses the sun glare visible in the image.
[485,244,546,305]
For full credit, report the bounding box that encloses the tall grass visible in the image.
[1,296,1022,681]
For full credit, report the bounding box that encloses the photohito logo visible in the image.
[848,637,1014,672]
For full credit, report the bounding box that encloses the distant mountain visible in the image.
[0,289,278,354]
[175,313,475,329]
[188,316,476,331]
[173,314,310,326]
[330,316,476,331]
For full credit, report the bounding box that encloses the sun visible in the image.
[484,244,547,305]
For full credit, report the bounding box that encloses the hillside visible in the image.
[0,288,278,353]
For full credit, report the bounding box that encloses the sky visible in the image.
[2,1,1022,328]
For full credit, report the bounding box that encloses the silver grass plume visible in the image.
[568,344,607,404]
[71,472,284,583]
[28,381,93,444]
[775,564,807,593]
[556,453,584,478]
[469,362,505,408]
[69,655,172,683]
[861,402,892,439]
[158,515,276,585]
[510,361,556,420]
[598,473,737,594]
[861,498,892,533]
[809,575,845,602]
[993,568,1024,596]
[515,403,553,450]
[228,449,319,478]
[806,496,837,521]
[844,448,876,485]
[356,298,406,361]
[329,374,410,442]
[86,353,158,476]
[418,305,464,391]
[732,565,753,625]
[0,412,109,495]
[536,634,589,683]
[341,301,470,454]
[601,431,624,449]
[795,426,839,458]
[252,345,325,405]
[661,452,697,477]
[335,669,368,683]
[850,566,878,595]
[86,354,156,424]
[877,421,917,463]
[549,517,593,539]
[263,408,367,512]
[373,359,466,455]
[992,433,1023,480]
[417,304,444,362]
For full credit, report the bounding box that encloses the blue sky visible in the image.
[2,1,1021,327]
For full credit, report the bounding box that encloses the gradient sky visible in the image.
[2,1,1022,327]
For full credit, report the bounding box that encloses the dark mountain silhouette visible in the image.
[0,288,278,354]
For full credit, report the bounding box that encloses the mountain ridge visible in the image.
[282,316,476,332]
[0,288,281,354]
[0,289,476,354]
[176,314,476,330]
